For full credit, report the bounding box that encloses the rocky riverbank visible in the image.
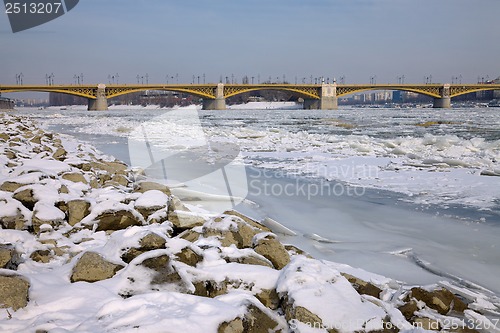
[0,113,499,332]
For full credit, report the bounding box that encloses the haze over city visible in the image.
[1,0,500,86]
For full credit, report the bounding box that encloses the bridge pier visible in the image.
[303,83,338,110]
[202,98,226,110]
[433,84,451,108]
[433,97,451,108]
[88,84,108,111]
[202,83,226,110]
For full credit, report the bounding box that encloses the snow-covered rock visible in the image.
[0,272,29,311]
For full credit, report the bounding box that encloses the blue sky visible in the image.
[1,0,499,86]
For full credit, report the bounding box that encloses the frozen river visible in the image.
[14,104,500,295]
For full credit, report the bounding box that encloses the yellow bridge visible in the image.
[1,83,500,110]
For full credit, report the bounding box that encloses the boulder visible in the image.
[59,185,69,194]
[218,318,244,333]
[242,304,282,333]
[140,233,167,249]
[95,210,143,232]
[178,229,200,243]
[121,233,167,263]
[71,252,124,283]
[202,216,259,249]
[193,279,228,298]
[398,300,419,321]
[134,190,169,220]
[91,160,128,176]
[32,203,66,234]
[0,246,13,268]
[13,188,37,210]
[67,200,91,226]
[140,254,182,285]
[62,172,88,184]
[0,244,21,270]
[168,195,190,212]
[284,303,324,330]
[256,288,280,310]
[71,162,92,172]
[223,210,272,232]
[218,304,282,333]
[410,287,467,315]
[0,207,26,230]
[96,172,112,186]
[252,234,290,270]
[341,273,382,298]
[0,181,25,192]
[145,209,170,225]
[52,147,67,160]
[0,274,30,310]
[202,229,240,248]
[30,249,52,263]
[226,255,273,268]
[175,247,203,267]
[112,174,129,187]
[29,135,42,144]
[134,181,171,196]
[284,244,312,258]
[169,210,206,230]
[4,149,16,160]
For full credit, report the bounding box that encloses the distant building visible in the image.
[393,91,403,102]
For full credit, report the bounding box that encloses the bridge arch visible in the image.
[336,85,442,99]
[450,86,500,98]
[0,86,97,99]
[106,86,216,100]
[223,85,320,100]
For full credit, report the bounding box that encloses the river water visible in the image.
[14,105,500,295]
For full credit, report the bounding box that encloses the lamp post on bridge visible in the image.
[339,75,345,84]
[136,74,148,85]
[369,75,377,85]
[108,73,118,84]
[108,74,118,84]
[15,73,24,85]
